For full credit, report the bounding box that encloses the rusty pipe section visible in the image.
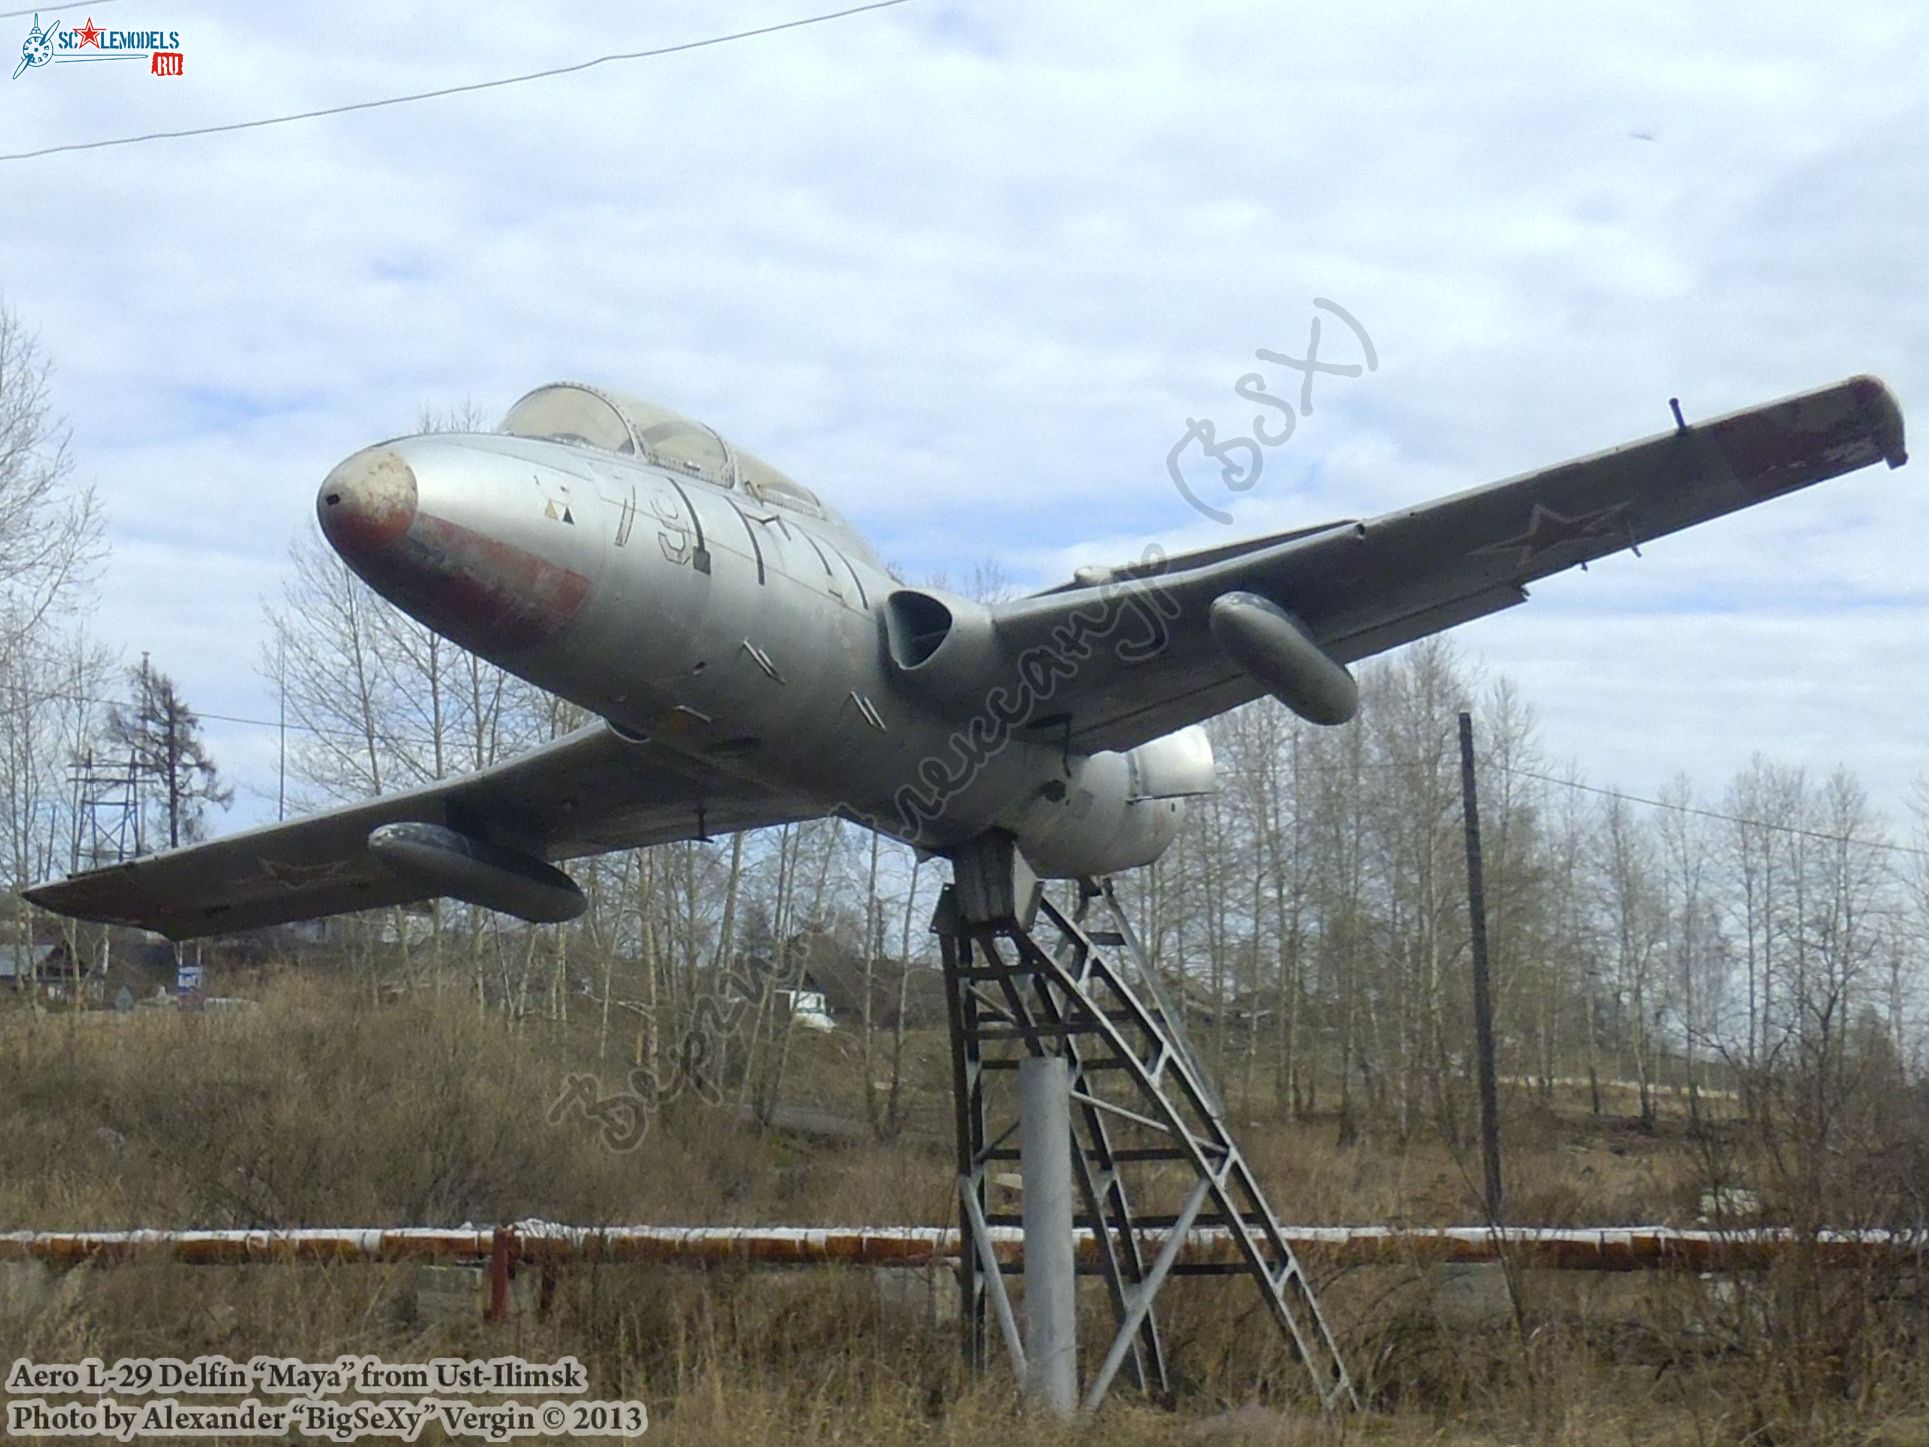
[1,1224,1923,1273]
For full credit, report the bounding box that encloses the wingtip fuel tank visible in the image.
[367,822,585,924]
[1208,591,1359,726]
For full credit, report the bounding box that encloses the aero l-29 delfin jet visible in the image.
[26,377,1908,939]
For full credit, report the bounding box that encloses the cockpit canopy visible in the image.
[499,382,828,519]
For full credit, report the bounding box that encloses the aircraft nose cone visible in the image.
[318,447,417,562]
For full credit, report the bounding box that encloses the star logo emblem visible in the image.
[1474,501,1634,569]
[74,16,101,47]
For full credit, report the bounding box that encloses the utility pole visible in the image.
[277,636,287,822]
[1457,711,1504,1221]
[135,652,150,855]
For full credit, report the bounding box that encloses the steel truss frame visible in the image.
[935,842,1355,1414]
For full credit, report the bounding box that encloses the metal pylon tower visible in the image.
[68,749,143,870]
[937,834,1354,1414]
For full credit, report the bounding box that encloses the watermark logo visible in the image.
[880,547,1181,839]
[13,14,184,80]
[11,13,56,78]
[1168,298,1376,524]
[549,953,774,1151]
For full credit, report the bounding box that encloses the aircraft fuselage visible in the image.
[319,421,1201,878]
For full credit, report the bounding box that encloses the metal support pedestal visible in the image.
[937,833,1355,1415]
[1020,1056,1077,1415]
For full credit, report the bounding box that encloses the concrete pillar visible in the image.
[1020,1055,1076,1415]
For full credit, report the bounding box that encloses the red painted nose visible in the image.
[318,447,417,563]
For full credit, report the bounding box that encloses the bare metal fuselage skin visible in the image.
[318,429,1196,877]
[22,372,1902,939]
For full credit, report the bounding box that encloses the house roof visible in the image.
[0,943,63,979]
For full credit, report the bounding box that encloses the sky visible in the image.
[1,0,1924,837]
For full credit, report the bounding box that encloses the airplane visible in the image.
[25,375,1907,940]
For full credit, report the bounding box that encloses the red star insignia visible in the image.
[75,18,103,47]
[1474,501,1633,569]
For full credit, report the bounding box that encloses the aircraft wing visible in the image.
[995,375,1907,753]
[24,723,813,940]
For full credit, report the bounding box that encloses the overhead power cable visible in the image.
[0,0,917,163]
[1489,762,1929,860]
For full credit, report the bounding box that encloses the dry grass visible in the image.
[0,977,1924,1444]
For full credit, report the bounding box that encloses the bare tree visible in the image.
[1725,757,1783,1078]
[1598,792,1667,1128]
[0,303,104,662]
[1899,778,1929,1072]
[0,302,110,898]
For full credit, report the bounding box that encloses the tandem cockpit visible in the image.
[499,382,845,528]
